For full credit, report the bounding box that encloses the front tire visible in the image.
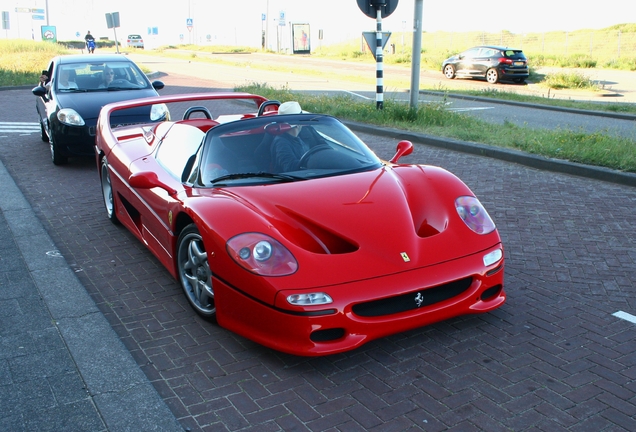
[177,224,216,320]
[40,121,49,143]
[486,68,500,84]
[50,137,68,165]
[443,64,456,79]
[100,157,120,224]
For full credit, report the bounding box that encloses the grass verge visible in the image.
[237,83,636,174]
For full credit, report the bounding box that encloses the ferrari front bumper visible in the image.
[214,244,505,356]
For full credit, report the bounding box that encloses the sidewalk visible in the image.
[0,159,182,431]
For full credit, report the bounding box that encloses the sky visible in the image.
[1,0,630,49]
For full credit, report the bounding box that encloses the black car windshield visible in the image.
[195,114,382,186]
[55,61,151,92]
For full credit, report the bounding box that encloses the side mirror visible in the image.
[152,80,165,90]
[128,171,177,195]
[389,140,413,164]
[32,86,48,100]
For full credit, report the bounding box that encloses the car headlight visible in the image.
[455,196,496,234]
[287,293,333,306]
[150,103,170,121]
[227,233,298,276]
[483,248,503,266]
[57,108,85,126]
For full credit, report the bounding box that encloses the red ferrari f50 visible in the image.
[94,92,505,356]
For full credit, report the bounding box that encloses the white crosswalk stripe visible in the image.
[0,122,40,134]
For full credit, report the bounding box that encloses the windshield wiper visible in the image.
[210,172,304,185]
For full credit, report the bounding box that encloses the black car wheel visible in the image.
[443,64,456,79]
[40,121,49,143]
[100,157,120,224]
[177,224,216,320]
[486,68,500,84]
[49,136,68,165]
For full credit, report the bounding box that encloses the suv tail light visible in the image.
[499,57,513,65]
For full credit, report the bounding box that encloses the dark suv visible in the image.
[442,46,529,84]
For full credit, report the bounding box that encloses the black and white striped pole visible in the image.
[357,0,399,110]
[375,7,384,110]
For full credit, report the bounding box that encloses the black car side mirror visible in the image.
[32,86,49,102]
[152,80,165,90]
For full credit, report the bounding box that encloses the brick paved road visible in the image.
[1,79,635,431]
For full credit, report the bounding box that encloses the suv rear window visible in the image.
[128,35,142,40]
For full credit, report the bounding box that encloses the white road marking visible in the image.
[613,311,636,324]
[343,91,372,100]
[449,107,495,112]
[0,122,40,134]
[342,91,459,107]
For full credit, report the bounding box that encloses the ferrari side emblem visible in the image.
[168,211,173,226]
[401,252,410,262]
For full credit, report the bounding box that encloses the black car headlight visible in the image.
[57,108,85,126]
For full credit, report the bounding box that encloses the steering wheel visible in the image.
[109,79,129,87]
[298,144,331,169]
[257,100,281,116]
[183,106,212,120]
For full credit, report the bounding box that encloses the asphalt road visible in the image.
[1,69,635,431]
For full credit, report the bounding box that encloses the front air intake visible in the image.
[352,277,473,317]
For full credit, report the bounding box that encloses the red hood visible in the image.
[194,165,501,288]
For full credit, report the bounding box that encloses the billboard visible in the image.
[292,23,310,54]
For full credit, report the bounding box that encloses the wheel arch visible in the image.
[174,211,195,240]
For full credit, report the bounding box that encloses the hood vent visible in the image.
[277,207,359,255]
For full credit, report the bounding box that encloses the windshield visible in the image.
[55,60,151,92]
[190,114,382,186]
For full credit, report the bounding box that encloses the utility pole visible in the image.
[409,0,423,109]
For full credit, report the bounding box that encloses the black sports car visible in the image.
[32,54,168,165]
[442,45,529,84]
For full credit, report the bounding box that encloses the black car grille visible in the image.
[352,277,473,317]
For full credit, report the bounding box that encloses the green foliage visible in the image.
[0,40,70,86]
[541,71,599,90]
